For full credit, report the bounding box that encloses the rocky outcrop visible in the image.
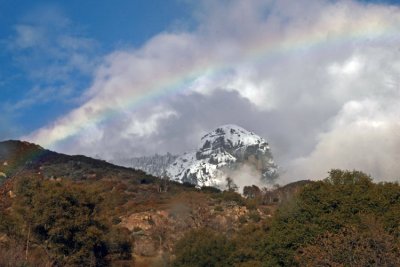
[167,125,278,188]
[119,200,260,258]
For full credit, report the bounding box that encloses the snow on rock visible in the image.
[114,153,178,177]
[167,125,278,188]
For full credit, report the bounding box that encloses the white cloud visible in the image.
[5,7,99,112]
[189,67,276,110]
[284,99,400,182]
[26,0,400,183]
[328,56,364,75]
[122,108,178,138]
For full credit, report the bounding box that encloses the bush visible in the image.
[245,199,258,210]
[218,191,245,205]
[214,205,224,212]
[259,169,400,266]
[181,182,196,188]
[201,186,221,194]
[173,228,233,267]
[11,176,132,266]
[105,227,133,261]
[133,226,143,232]
[180,170,400,267]
[112,217,122,225]
[238,215,247,224]
[295,216,400,266]
[248,211,261,223]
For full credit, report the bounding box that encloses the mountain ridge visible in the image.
[113,153,178,178]
[167,124,278,188]
[0,139,156,184]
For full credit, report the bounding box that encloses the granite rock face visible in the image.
[166,125,278,188]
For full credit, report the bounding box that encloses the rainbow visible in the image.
[28,16,400,149]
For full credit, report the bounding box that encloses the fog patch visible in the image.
[224,164,270,192]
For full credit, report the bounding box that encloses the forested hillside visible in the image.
[0,141,399,266]
[173,170,400,267]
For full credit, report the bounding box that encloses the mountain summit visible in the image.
[166,125,278,188]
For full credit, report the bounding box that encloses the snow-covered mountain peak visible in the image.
[167,125,278,188]
[199,124,270,152]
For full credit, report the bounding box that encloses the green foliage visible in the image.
[173,169,400,267]
[11,176,132,266]
[238,215,247,224]
[248,211,261,223]
[295,215,400,266]
[3,168,399,267]
[261,169,400,266]
[0,176,6,186]
[217,191,245,205]
[229,223,270,266]
[133,226,143,232]
[173,228,233,267]
[244,198,259,210]
[214,205,224,212]
[243,185,261,199]
[104,227,133,261]
[201,186,221,194]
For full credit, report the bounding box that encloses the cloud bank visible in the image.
[26,0,400,183]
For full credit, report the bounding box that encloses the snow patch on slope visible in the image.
[167,125,278,188]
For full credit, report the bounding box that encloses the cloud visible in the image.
[5,85,74,113]
[285,99,400,182]
[5,6,99,111]
[227,164,268,192]
[26,0,400,183]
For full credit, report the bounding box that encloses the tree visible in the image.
[11,176,42,262]
[157,175,170,193]
[258,169,400,266]
[296,216,400,266]
[173,228,233,267]
[12,176,132,266]
[225,177,238,192]
[243,185,261,199]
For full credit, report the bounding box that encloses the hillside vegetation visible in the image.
[174,170,400,267]
[0,141,399,266]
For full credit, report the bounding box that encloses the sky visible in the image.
[1,0,400,183]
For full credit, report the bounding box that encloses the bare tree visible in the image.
[225,177,238,192]
[157,174,170,193]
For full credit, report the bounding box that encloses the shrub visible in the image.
[238,215,247,224]
[248,211,261,223]
[218,191,245,205]
[173,228,233,267]
[214,205,224,212]
[295,216,400,266]
[133,226,143,232]
[260,169,400,266]
[245,199,258,210]
[12,176,132,266]
[201,186,221,194]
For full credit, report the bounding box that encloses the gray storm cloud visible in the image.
[26,0,400,183]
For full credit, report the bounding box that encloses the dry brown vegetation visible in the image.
[1,141,398,266]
